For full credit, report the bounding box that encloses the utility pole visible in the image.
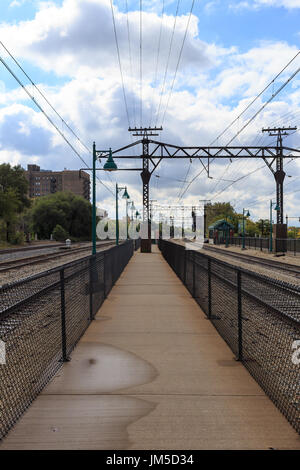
[199,199,211,239]
[129,127,162,252]
[170,216,174,239]
[262,127,297,225]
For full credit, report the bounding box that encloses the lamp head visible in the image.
[122,187,130,199]
[103,149,117,171]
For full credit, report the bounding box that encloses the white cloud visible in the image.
[0,0,299,220]
[10,0,24,7]
[230,0,300,11]
[1,0,214,80]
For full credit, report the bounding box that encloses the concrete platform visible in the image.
[1,246,300,450]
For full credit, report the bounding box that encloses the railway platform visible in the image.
[1,245,300,450]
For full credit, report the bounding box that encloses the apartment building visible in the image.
[25,164,90,201]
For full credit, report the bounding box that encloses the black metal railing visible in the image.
[225,236,270,252]
[0,240,134,440]
[158,239,300,434]
[222,236,300,256]
[134,237,141,251]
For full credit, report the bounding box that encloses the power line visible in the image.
[161,0,195,127]
[210,50,300,147]
[209,57,300,195]
[125,0,136,127]
[0,41,91,156]
[178,54,300,200]
[149,0,165,127]
[0,50,115,196]
[110,0,131,127]
[154,0,181,127]
[139,0,143,126]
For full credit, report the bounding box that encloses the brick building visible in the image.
[25,164,90,201]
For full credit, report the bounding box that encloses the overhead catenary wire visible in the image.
[2,39,117,192]
[178,53,300,201]
[161,0,196,127]
[139,0,143,126]
[210,50,300,147]
[0,51,115,196]
[125,0,136,127]
[0,41,91,156]
[149,0,165,127]
[154,0,181,127]
[110,0,131,128]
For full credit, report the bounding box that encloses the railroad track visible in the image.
[0,242,64,256]
[0,241,114,273]
[202,244,300,279]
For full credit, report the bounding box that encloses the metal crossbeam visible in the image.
[112,145,299,159]
[109,137,300,252]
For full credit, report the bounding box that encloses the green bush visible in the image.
[52,224,69,242]
[10,231,25,245]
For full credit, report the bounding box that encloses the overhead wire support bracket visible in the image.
[261,126,298,225]
[129,126,163,137]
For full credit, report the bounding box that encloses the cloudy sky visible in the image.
[0,0,300,222]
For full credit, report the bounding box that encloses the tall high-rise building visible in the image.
[25,164,90,201]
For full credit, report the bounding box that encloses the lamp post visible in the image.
[269,200,280,253]
[130,201,136,221]
[123,188,130,239]
[242,208,250,250]
[92,143,116,255]
[115,184,130,245]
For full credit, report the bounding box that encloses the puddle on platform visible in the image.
[44,342,158,394]
[0,395,156,450]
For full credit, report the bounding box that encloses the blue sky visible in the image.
[0,0,300,221]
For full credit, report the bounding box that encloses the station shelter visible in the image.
[208,219,234,244]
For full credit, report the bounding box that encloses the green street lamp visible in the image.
[103,151,118,171]
[122,187,131,239]
[135,210,141,234]
[269,200,280,253]
[92,143,115,255]
[242,208,250,250]
[115,184,130,245]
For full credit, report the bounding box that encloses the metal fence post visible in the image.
[237,269,243,361]
[60,269,69,362]
[103,252,107,298]
[89,257,94,321]
[192,251,196,298]
[183,249,187,285]
[208,258,212,319]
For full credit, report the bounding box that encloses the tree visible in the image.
[206,202,239,233]
[256,219,270,237]
[0,164,30,242]
[52,224,69,241]
[245,218,259,237]
[31,191,92,240]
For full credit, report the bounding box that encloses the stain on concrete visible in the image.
[43,342,158,395]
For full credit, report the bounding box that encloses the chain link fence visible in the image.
[0,240,134,440]
[224,236,300,255]
[159,239,300,434]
